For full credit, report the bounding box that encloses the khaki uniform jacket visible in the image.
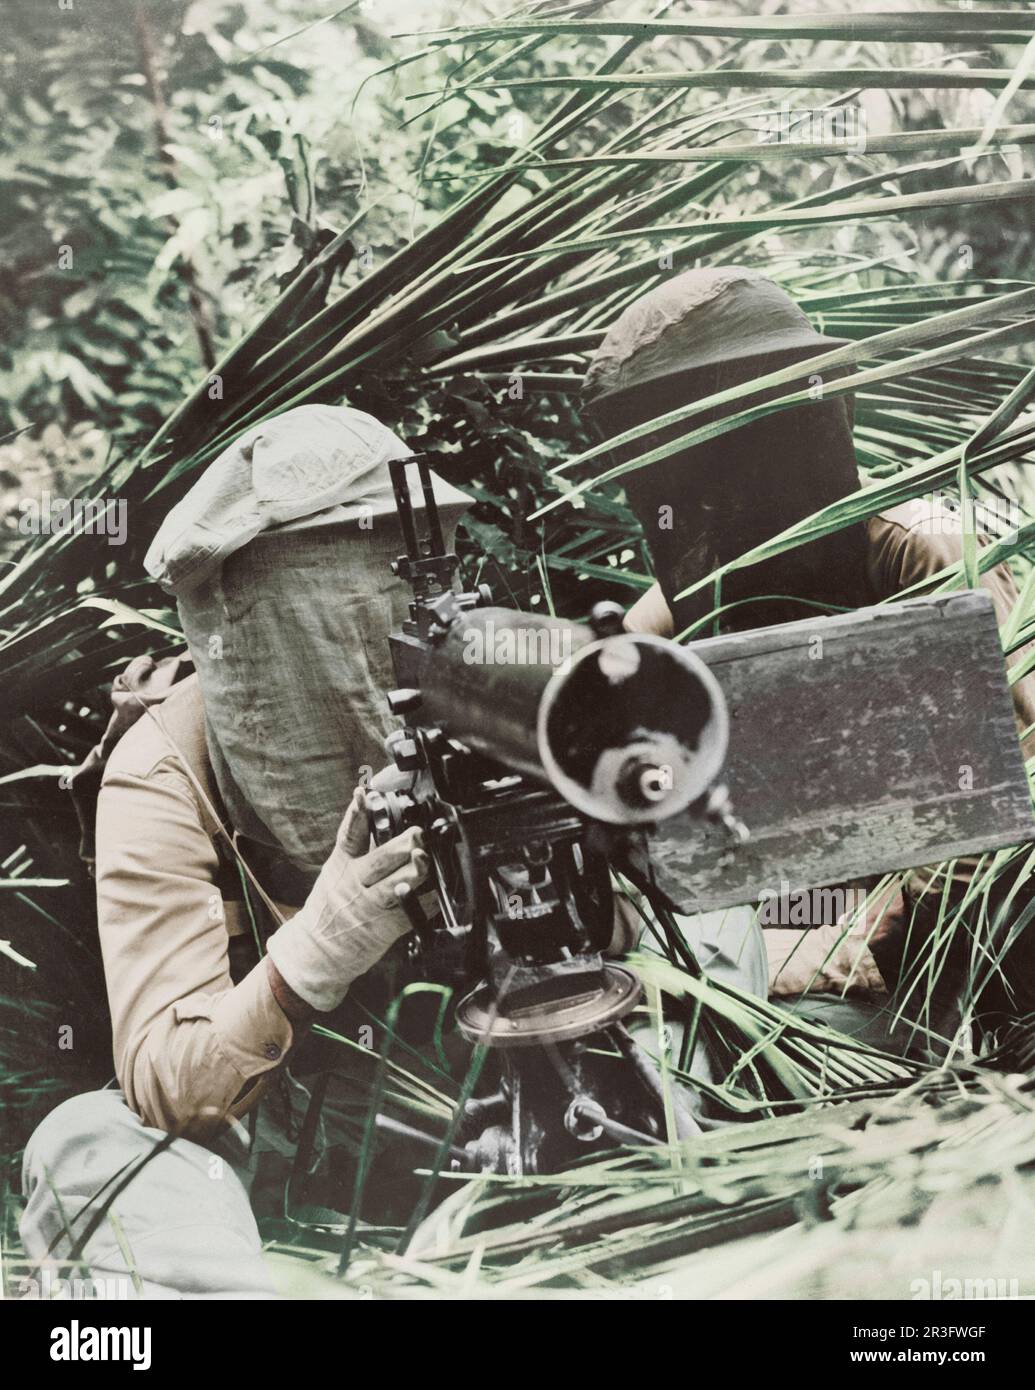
[97,676,295,1139]
[98,501,1035,1135]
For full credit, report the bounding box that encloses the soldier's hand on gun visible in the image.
[266,785,428,1013]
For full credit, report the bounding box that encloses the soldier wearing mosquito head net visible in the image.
[584,266,1035,1058]
[148,403,475,874]
[20,404,473,1297]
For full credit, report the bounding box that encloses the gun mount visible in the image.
[367,455,735,1172]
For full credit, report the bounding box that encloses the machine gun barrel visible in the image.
[413,607,728,825]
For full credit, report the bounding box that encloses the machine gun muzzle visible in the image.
[414,608,728,825]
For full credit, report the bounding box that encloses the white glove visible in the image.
[266,787,427,1012]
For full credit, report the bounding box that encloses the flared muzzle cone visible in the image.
[537,632,729,825]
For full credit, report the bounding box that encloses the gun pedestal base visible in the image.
[454,983,700,1174]
[455,964,641,1047]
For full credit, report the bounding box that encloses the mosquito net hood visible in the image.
[583,267,870,634]
[145,404,473,870]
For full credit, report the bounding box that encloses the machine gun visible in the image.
[368,455,739,1173]
[370,454,1035,1176]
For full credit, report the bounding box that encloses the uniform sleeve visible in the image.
[765,924,887,998]
[96,755,294,1139]
[764,882,904,998]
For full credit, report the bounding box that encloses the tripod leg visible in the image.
[612,1023,702,1139]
